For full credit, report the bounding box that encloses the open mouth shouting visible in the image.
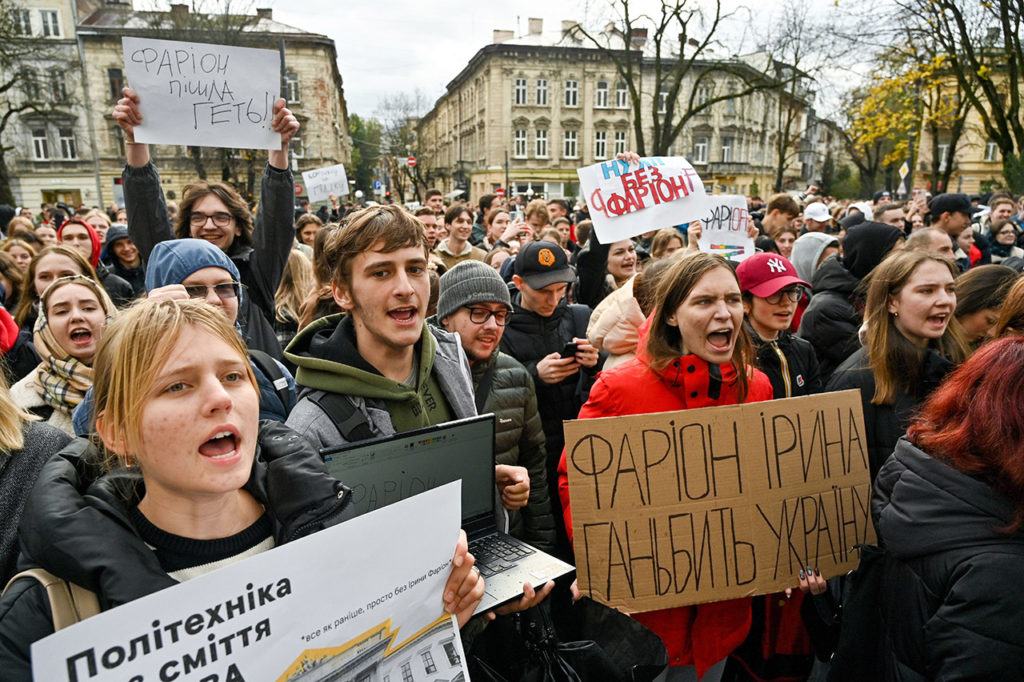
[68,326,94,349]
[199,427,241,464]
[706,327,734,355]
[387,306,420,327]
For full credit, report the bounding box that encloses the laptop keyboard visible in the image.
[469,535,536,577]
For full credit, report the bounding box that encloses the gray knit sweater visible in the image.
[0,423,72,585]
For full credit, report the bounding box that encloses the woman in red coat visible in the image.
[558,252,773,681]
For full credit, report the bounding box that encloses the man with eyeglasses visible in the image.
[736,253,822,399]
[433,261,556,553]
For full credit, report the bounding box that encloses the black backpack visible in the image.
[301,389,376,443]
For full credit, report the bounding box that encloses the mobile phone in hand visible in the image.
[560,341,579,359]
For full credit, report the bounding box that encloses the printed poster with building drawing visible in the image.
[696,195,756,262]
[32,484,469,682]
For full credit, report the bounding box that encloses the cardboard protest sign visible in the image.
[122,37,281,150]
[302,163,349,203]
[577,156,708,244]
[697,195,756,262]
[563,390,874,613]
[33,483,468,682]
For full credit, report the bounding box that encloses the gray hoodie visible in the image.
[790,232,839,284]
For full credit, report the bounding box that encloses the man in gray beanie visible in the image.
[434,261,558,555]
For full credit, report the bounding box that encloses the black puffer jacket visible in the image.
[0,421,353,679]
[499,288,599,463]
[872,438,1024,680]
[797,254,861,380]
[748,325,822,399]
[825,347,953,481]
[472,351,556,553]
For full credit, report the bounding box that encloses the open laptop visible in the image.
[320,414,574,613]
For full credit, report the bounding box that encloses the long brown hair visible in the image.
[645,252,754,401]
[993,275,1024,338]
[864,250,968,405]
[175,180,255,253]
[14,245,98,327]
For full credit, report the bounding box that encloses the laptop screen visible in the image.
[320,415,495,521]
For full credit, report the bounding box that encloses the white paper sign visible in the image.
[696,195,756,262]
[33,483,468,682]
[122,37,282,150]
[576,156,708,243]
[302,164,349,203]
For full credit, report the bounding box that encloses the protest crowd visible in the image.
[0,82,1022,682]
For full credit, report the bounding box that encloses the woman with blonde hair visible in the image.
[274,248,315,348]
[0,374,71,585]
[0,299,483,677]
[826,250,968,479]
[0,238,37,273]
[9,275,115,435]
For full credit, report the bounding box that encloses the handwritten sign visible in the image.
[33,483,468,682]
[697,195,756,262]
[576,156,708,244]
[302,163,349,203]
[563,390,875,613]
[122,37,281,150]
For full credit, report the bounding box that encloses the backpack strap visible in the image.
[249,349,291,410]
[3,568,100,631]
[304,390,376,443]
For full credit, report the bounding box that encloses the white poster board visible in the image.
[302,164,349,203]
[696,195,757,262]
[33,483,468,682]
[122,37,281,150]
[576,156,708,243]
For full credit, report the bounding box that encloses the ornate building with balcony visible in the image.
[416,18,845,203]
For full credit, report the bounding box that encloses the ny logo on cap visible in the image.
[767,257,787,273]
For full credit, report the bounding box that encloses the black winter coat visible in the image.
[797,255,862,381]
[472,351,556,553]
[0,422,353,679]
[499,290,599,463]
[825,347,953,481]
[872,438,1024,680]
[95,262,135,308]
[748,326,822,398]
[124,161,293,360]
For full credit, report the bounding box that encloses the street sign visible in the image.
[294,183,303,195]
[899,161,909,179]
[495,188,505,197]
[373,180,383,191]
[407,157,417,167]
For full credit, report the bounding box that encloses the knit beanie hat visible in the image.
[437,260,511,321]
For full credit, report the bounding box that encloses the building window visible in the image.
[985,140,999,162]
[535,129,548,158]
[49,69,67,102]
[536,78,548,106]
[285,71,300,103]
[289,136,304,158]
[11,9,31,35]
[421,651,436,674]
[563,130,578,158]
[443,641,461,666]
[615,81,628,108]
[595,81,609,108]
[594,130,607,159]
[721,136,733,162]
[937,143,949,171]
[693,136,708,163]
[59,128,76,159]
[725,84,737,115]
[564,80,578,107]
[514,78,527,105]
[32,128,49,160]
[513,129,527,158]
[613,130,627,155]
[40,9,59,37]
[400,662,413,682]
[108,68,124,101]
[696,84,712,106]
[20,69,39,101]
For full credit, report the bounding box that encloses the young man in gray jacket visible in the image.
[285,205,477,449]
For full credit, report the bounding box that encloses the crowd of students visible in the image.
[0,96,1021,680]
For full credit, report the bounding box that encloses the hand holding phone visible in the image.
[560,341,579,359]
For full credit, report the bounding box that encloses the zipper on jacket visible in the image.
[769,340,792,398]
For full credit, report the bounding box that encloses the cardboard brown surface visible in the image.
[563,389,875,613]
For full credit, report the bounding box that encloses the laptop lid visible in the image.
[320,414,496,531]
